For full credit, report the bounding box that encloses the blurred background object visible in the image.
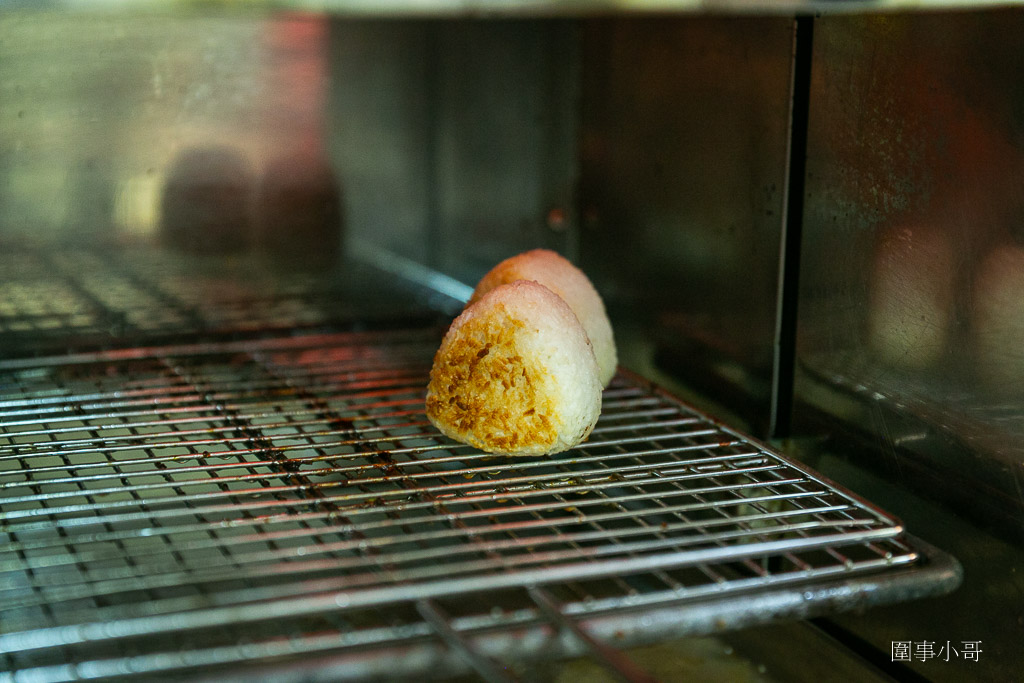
[161,145,255,254]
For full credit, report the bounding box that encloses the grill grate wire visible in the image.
[0,328,956,680]
[0,245,451,356]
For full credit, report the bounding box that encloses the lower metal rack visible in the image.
[0,244,455,357]
[0,329,960,681]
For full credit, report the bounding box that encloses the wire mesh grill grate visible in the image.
[0,245,450,355]
[0,329,956,680]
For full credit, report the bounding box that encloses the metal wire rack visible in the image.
[0,244,450,356]
[0,329,960,681]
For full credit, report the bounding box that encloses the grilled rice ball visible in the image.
[426,280,602,456]
[470,249,617,387]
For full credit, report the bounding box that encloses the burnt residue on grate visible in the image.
[0,330,960,681]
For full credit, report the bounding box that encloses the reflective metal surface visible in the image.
[796,9,1024,526]
[0,12,344,261]
[326,19,580,284]
[578,17,794,432]
[793,11,1024,681]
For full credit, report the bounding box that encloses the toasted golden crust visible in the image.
[426,280,601,456]
[470,249,617,387]
[426,308,558,453]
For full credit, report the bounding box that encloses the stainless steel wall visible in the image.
[795,10,1024,529]
[0,12,796,428]
[0,13,330,247]
[0,14,581,264]
[577,17,794,430]
[326,19,580,285]
[793,16,1024,677]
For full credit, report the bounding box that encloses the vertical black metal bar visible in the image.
[769,16,815,440]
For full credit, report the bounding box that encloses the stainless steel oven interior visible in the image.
[1,4,1022,682]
